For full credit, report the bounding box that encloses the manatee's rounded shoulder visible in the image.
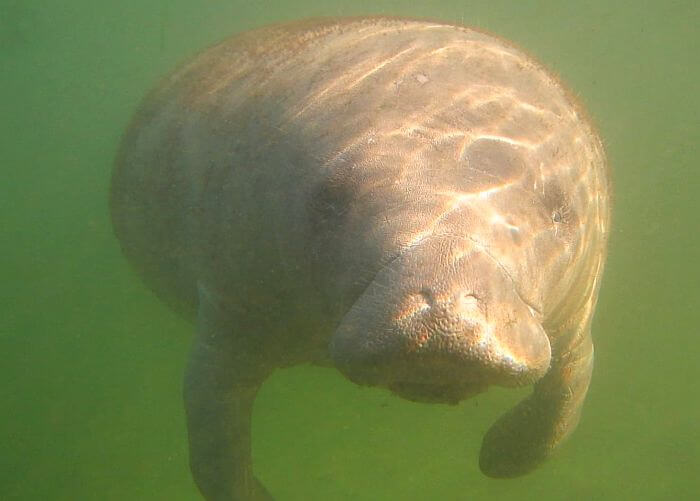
[160,17,557,112]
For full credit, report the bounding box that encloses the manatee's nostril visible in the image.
[394,289,433,322]
[454,292,483,327]
[457,292,479,310]
[418,288,435,306]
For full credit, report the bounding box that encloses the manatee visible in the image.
[110,16,611,500]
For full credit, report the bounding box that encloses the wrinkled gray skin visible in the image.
[111,17,610,501]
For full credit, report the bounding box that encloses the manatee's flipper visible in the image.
[184,284,273,501]
[479,298,596,477]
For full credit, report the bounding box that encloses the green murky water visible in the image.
[2,1,698,499]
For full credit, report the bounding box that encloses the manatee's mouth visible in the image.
[388,380,488,405]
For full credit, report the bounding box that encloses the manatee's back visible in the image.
[111,17,610,324]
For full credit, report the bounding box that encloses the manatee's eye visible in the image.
[551,203,571,225]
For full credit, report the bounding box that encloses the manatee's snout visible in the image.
[330,247,552,404]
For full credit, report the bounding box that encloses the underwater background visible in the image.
[2,1,698,499]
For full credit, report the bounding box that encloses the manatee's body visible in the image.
[111,17,610,500]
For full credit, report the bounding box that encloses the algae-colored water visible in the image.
[2,1,698,499]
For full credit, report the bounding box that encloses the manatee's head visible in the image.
[330,236,550,404]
